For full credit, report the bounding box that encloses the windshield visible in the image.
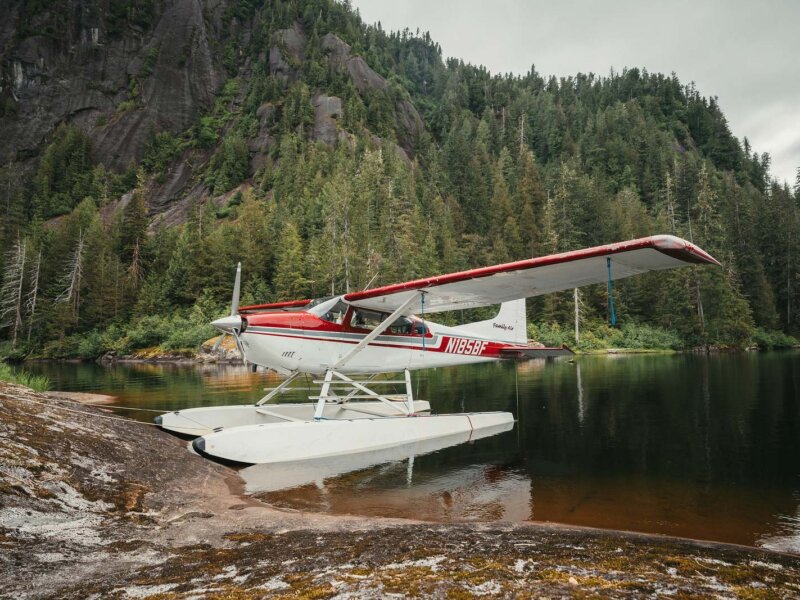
[320,300,348,325]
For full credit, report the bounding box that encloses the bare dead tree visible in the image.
[0,238,27,347]
[127,239,144,285]
[56,230,85,316]
[25,248,41,343]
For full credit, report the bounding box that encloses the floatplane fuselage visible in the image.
[214,295,550,376]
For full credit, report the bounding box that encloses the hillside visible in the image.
[0,0,798,357]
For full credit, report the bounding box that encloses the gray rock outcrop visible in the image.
[0,0,229,169]
[312,93,342,145]
[320,33,387,93]
[269,23,306,83]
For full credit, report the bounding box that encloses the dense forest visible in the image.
[1,0,799,359]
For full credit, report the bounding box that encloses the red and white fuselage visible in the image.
[234,297,529,375]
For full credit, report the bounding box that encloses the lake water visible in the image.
[27,352,800,551]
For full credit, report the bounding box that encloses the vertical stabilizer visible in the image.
[452,299,527,344]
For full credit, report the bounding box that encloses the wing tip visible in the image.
[651,234,722,267]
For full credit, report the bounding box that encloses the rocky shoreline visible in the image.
[1,381,799,599]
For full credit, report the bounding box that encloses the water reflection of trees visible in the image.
[517,353,800,488]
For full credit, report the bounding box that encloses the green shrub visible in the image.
[0,340,31,361]
[529,320,686,352]
[141,131,183,175]
[161,320,215,351]
[192,116,219,148]
[117,99,137,113]
[752,328,799,349]
[123,314,172,350]
[617,322,684,350]
[139,44,159,79]
[528,321,572,347]
[75,330,103,359]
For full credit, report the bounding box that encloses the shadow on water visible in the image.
[27,351,800,550]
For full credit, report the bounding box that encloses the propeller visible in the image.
[210,263,246,363]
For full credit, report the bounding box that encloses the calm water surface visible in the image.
[27,352,800,551]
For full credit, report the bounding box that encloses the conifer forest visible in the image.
[1,0,799,359]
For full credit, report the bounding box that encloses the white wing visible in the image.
[344,235,719,314]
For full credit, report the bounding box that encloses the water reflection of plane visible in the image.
[241,421,514,494]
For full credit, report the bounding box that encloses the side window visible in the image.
[387,317,413,335]
[350,309,386,331]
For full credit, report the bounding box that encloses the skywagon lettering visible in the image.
[444,337,489,355]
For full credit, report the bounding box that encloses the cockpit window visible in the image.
[348,311,424,335]
[387,317,413,335]
[321,301,348,325]
[350,309,386,331]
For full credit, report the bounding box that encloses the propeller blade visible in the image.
[211,334,226,353]
[231,262,241,316]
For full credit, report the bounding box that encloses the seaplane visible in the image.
[156,234,719,465]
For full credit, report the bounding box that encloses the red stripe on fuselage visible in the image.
[245,328,516,358]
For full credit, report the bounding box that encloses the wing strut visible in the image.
[607,257,617,327]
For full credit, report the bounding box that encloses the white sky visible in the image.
[352,0,800,185]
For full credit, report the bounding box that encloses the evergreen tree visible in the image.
[273,222,310,299]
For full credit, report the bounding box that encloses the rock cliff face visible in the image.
[0,2,426,225]
[268,22,305,84]
[0,0,229,170]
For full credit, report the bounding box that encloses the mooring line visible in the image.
[87,404,167,413]
[10,395,209,432]
[34,395,170,413]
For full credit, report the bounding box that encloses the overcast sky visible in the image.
[352,0,800,185]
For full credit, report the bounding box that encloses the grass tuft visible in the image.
[0,362,50,392]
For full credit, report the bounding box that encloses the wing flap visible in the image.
[344,235,718,314]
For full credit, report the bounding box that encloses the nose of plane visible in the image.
[211,314,242,334]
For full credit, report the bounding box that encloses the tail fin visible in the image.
[452,299,527,344]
